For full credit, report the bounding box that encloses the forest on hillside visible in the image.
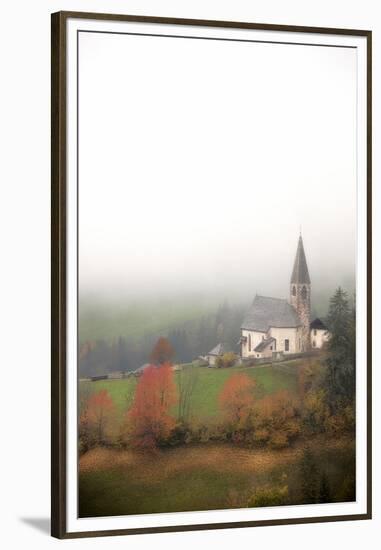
[79,302,245,378]
[78,287,351,378]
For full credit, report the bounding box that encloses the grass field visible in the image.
[78,356,356,517]
[79,437,355,517]
[80,359,310,421]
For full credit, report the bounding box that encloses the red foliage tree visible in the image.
[219,373,255,427]
[85,389,115,443]
[150,337,175,365]
[126,362,178,448]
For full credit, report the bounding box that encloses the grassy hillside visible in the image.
[80,359,310,421]
[79,437,354,517]
[78,355,356,518]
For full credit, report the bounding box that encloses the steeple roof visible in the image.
[290,235,311,284]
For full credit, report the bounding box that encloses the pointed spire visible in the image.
[290,235,311,284]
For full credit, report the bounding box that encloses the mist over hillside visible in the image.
[78,269,355,377]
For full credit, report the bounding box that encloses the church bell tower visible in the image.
[290,234,311,351]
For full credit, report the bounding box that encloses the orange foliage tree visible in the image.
[126,362,178,448]
[219,373,255,431]
[82,389,115,444]
[254,389,301,448]
[150,337,175,365]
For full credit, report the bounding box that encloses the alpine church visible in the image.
[240,235,329,359]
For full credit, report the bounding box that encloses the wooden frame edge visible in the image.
[58,513,371,540]
[51,11,372,539]
[54,10,371,36]
[366,29,372,522]
[51,11,67,540]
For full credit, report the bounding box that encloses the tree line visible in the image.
[79,301,245,378]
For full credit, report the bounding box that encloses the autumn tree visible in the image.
[82,389,115,445]
[219,374,255,433]
[254,390,301,448]
[125,363,178,448]
[302,389,329,435]
[150,337,175,365]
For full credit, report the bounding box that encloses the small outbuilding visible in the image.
[310,318,330,349]
[205,342,231,366]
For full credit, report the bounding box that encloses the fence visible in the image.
[242,349,321,367]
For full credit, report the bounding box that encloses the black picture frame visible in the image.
[51,10,372,539]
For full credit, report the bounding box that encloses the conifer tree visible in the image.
[325,287,355,410]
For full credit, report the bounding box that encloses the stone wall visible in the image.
[290,283,311,351]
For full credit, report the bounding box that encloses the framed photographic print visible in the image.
[51,11,372,539]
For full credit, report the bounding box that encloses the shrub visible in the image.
[165,423,193,446]
[253,428,270,445]
[253,389,300,447]
[324,404,355,436]
[216,352,238,368]
[284,419,302,441]
[248,485,289,508]
[302,389,329,434]
[269,430,289,449]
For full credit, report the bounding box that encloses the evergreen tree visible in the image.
[325,287,355,410]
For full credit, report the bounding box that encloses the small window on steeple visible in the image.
[301,286,308,299]
[292,286,296,296]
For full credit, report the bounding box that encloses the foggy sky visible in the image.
[78,31,357,303]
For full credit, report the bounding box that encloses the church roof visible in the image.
[290,235,311,284]
[241,295,301,332]
[310,318,327,330]
[254,337,276,352]
[207,342,230,356]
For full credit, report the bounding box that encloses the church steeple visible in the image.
[290,234,311,351]
[290,235,311,285]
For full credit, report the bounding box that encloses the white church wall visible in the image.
[311,328,329,349]
[268,326,300,353]
[241,329,266,358]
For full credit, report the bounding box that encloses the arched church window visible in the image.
[292,286,296,296]
[301,286,308,299]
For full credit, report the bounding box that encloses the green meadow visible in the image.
[80,360,304,421]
